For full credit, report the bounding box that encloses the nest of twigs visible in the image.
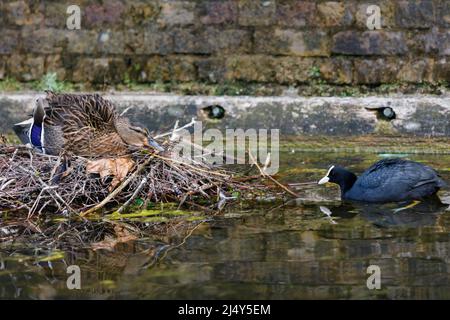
[0,144,252,216]
[0,141,278,247]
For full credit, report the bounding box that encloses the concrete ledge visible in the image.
[1,93,450,136]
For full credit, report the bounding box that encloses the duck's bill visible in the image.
[148,138,164,152]
[318,176,329,185]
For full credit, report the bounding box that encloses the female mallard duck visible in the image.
[13,92,163,157]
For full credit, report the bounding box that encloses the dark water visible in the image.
[1,152,449,299]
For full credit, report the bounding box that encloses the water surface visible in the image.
[1,151,449,299]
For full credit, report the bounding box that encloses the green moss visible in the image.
[281,135,450,154]
[308,66,322,79]
[338,86,362,97]
[0,77,449,96]
[106,208,195,220]
[2,133,21,144]
[32,73,74,92]
[0,77,23,91]
[38,250,65,262]
[142,216,169,223]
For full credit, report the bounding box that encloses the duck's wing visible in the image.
[13,118,33,144]
[357,158,445,191]
[44,92,117,132]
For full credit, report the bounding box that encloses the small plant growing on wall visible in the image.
[308,66,322,80]
[34,73,73,93]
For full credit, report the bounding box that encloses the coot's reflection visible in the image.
[319,196,449,227]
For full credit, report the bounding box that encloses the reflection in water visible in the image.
[319,206,338,224]
[320,197,449,228]
[0,152,449,299]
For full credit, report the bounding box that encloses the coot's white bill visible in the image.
[318,176,329,185]
[318,165,335,184]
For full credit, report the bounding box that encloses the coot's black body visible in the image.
[318,158,447,203]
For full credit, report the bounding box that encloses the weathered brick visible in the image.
[142,29,173,54]
[238,0,276,26]
[73,58,126,84]
[0,30,20,54]
[409,30,439,54]
[437,31,450,55]
[0,2,4,26]
[316,1,354,27]
[354,58,400,84]
[66,30,98,54]
[123,28,172,55]
[60,54,79,78]
[397,58,434,83]
[275,1,316,27]
[0,56,6,80]
[196,58,226,83]
[7,54,45,81]
[157,1,196,26]
[4,0,42,26]
[123,29,144,54]
[84,0,126,28]
[173,28,209,54]
[355,1,396,29]
[97,31,126,54]
[0,0,446,87]
[169,57,198,82]
[45,55,66,79]
[273,57,315,84]
[332,31,408,55]
[72,58,103,83]
[225,55,275,82]
[174,28,251,54]
[42,2,68,27]
[408,29,450,56]
[142,56,171,82]
[395,0,435,28]
[255,29,330,56]
[319,58,353,84]
[207,28,252,53]
[124,1,160,27]
[22,28,66,54]
[438,0,450,27]
[433,58,450,82]
[199,0,237,25]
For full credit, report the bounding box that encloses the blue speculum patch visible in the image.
[30,124,42,147]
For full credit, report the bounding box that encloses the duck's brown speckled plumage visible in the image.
[42,91,150,157]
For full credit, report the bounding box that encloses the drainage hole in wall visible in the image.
[377,107,396,121]
[203,105,225,119]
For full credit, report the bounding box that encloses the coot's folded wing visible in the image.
[356,158,443,192]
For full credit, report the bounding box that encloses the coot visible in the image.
[318,158,447,203]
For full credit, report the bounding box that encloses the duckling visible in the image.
[13,92,163,157]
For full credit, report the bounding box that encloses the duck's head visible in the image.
[114,119,164,152]
[318,165,357,194]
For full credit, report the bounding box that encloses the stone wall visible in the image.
[1,0,450,87]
